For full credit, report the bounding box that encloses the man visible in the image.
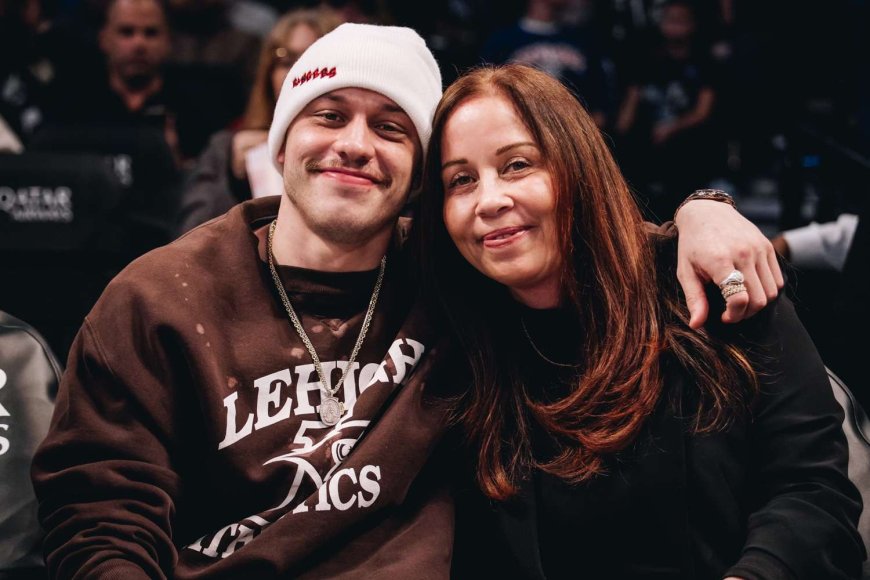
[772,213,859,271]
[42,0,184,162]
[99,0,172,117]
[48,0,171,125]
[32,23,781,579]
[772,209,867,407]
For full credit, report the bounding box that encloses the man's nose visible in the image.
[334,116,375,164]
[131,32,150,50]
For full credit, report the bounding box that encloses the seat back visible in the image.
[29,124,179,234]
[828,367,870,577]
[0,152,125,253]
[0,152,130,359]
[0,310,60,574]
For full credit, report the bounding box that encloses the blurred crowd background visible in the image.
[0,0,867,398]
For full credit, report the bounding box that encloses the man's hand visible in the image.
[675,199,784,329]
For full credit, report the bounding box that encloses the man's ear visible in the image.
[276,145,286,165]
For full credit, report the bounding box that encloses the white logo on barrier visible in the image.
[0,186,73,223]
[0,369,9,455]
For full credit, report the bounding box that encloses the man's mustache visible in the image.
[304,160,389,186]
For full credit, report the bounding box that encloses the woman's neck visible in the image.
[510,282,563,309]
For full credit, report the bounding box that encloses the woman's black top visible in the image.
[452,295,863,580]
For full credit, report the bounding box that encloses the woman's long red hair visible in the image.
[417,64,756,500]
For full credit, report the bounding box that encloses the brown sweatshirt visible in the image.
[32,197,455,579]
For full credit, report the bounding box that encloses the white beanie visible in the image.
[267,23,443,170]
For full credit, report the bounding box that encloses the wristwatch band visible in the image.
[673,189,736,222]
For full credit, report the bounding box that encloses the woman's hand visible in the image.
[675,199,784,328]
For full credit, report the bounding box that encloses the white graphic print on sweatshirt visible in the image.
[186,337,425,559]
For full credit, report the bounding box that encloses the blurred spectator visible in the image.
[43,0,183,162]
[0,0,50,149]
[601,1,727,49]
[593,0,666,84]
[388,0,523,86]
[0,309,59,578]
[777,204,869,410]
[772,213,859,271]
[227,1,278,38]
[19,0,183,254]
[481,0,611,126]
[175,6,341,235]
[164,0,271,159]
[0,0,97,149]
[167,0,260,85]
[614,0,719,220]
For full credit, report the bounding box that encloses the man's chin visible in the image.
[309,212,398,247]
[120,70,158,90]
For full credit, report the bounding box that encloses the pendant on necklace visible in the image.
[319,396,344,426]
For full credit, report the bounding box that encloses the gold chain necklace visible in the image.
[267,219,386,426]
[520,316,580,368]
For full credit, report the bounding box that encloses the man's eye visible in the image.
[317,112,342,122]
[375,122,411,140]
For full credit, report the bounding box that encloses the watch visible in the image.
[674,189,736,222]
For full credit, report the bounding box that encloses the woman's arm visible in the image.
[724,296,864,579]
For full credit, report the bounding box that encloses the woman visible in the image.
[175,6,341,235]
[417,64,863,579]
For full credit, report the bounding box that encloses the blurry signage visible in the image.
[0,185,73,223]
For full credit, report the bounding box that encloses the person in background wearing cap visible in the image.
[31,23,783,579]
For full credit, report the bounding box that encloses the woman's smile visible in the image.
[440,93,562,306]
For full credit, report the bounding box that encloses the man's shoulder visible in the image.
[95,198,277,313]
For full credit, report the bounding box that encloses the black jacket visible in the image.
[452,295,864,580]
